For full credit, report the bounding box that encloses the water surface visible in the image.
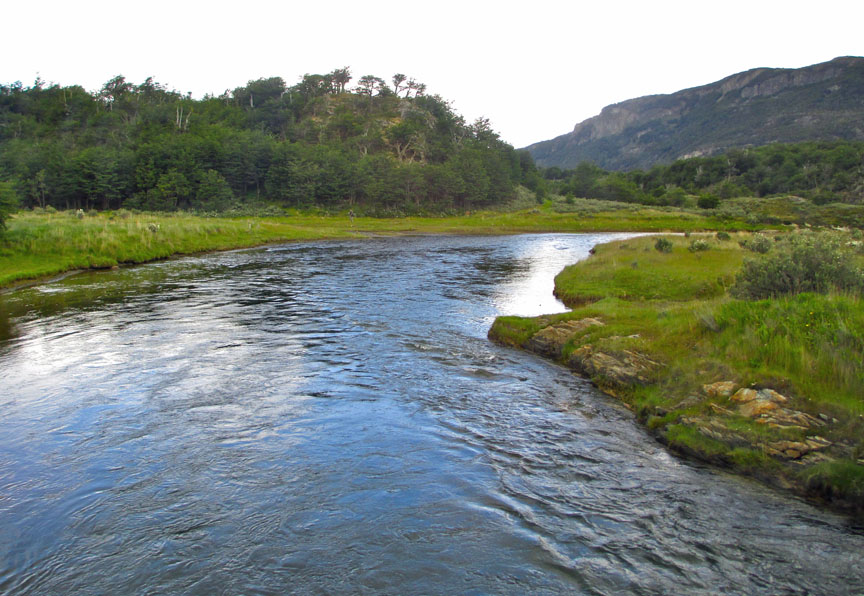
[1,234,862,595]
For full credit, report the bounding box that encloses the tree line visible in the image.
[0,69,543,223]
[541,141,864,207]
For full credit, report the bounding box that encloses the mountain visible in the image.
[526,56,864,171]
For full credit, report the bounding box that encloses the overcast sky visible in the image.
[5,0,862,148]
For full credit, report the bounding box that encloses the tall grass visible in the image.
[0,207,749,288]
[713,293,864,413]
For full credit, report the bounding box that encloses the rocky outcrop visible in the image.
[489,316,861,514]
[567,345,660,387]
[526,56,864,170]
[730,387,826,429]
[524,318,604,358]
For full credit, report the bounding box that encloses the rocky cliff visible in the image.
[527,56,864,170]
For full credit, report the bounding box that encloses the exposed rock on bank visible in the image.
[488,316,862,515]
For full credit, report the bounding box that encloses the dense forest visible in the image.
[543,140,864,208]
[0,70,543,219]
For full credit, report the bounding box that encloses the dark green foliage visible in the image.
[0,180,18,231]
[654,237,673,253]
[541,140,864,207]
[731,233,864,299]
[697,194,719,209]
[716,231,731,241]
[0,72,537,213]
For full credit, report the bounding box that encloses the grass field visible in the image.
[0,205,751,289]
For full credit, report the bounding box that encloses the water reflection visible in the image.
[490,233,638,317]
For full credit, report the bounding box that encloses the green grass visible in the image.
[713,294,864,414]
[491,230,864,511]
[802,460,864,502]
[554,234,746,304]
[0,206,745,289]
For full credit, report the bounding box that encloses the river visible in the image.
[0,233,862,595]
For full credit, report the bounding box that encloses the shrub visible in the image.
[688,239,710,252]
[654,237,673,253]
[739,234,773,254]
[732,233,864,299]
[716,231,731,241]
[697,194,720,209]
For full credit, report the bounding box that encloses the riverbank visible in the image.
[0,207,750,290]
[489,232,864,515]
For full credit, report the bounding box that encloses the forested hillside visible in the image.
[544,140,864,207]
[0,70,542,216]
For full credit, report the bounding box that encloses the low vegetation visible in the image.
[490,231,864,513]
[0,201,761,289]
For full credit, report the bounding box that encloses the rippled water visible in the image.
[1,233,862,595]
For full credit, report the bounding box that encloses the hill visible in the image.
[526,56,864,170]
[0,70,542,217]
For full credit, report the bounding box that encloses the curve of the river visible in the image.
[1,233,862,595]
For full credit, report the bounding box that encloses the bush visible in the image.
[654,237,673,253]
[739,234,773,254]
[697,194,720,209]
[716,231,731,241]
[688,239,711,252]
[731,233,864,299]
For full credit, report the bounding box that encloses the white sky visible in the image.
[4,0,862,148]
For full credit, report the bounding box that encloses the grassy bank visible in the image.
[490,232,864,513]
[0,205,749,289]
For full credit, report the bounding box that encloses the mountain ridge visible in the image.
[526,56,864,170]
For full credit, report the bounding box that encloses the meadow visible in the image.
[0,203,747,289]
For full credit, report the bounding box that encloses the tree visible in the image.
[193,170,235,211]
[99,75,133,111]
[404,78,426,98]
[392,74,407,96]
[0,180,18,232]
[355,75,387,97]
[330,67,352,94]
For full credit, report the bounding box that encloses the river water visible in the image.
[0,233,862,595]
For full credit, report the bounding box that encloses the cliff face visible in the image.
[527,56,864,170]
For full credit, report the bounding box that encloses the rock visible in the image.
[766,437,832,460]
[567,346,661,387]
[739,399,779,418]
[730,388,760,403]
[729,388,817,426]
[766,441,808,459]
[703,381,737,398]
[709,403,736,416]
[731,387,787,404]
[759,388,789,404]
[525,318,604,359]
[805,436,832,450]
[756,408,825,428]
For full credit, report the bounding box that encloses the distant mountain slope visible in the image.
[526,56,864,171]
